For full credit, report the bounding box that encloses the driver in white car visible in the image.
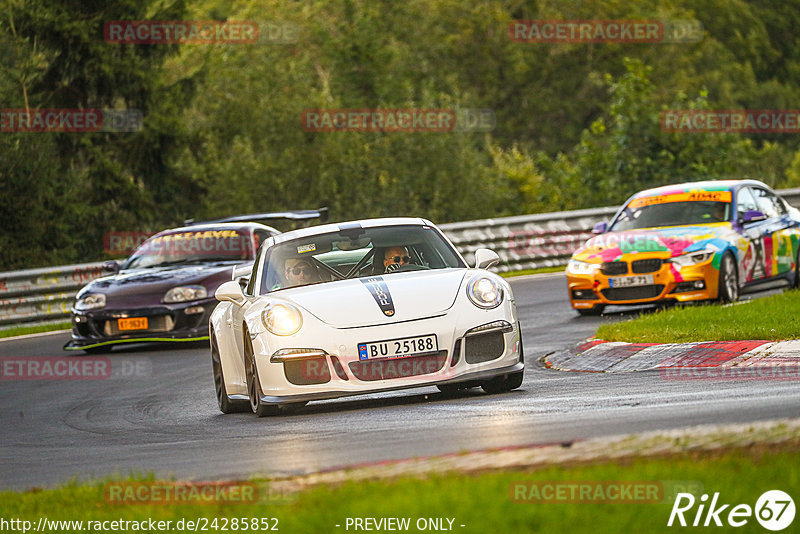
[284,257,319,287]
[383,246,411,273]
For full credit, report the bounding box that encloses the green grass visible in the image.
[0,321,71,339]
[596,291,800,343]
[500,266,565,278]
[2,442,797,533]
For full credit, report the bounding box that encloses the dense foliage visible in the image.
[2,0,800,268]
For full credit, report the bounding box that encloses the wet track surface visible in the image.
[2,273,799,490]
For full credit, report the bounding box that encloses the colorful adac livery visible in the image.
[567,180,800,315]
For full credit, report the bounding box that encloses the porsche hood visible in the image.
[277,269,470,328]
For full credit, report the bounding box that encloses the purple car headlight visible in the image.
[75,293,106,311]
[164,285,207,303]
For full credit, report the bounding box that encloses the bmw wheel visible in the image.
[794,249,800,288]
[717,252,739,303]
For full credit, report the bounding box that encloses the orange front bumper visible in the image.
[567,256,721,310]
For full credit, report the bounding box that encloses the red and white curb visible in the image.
[545,339,800,378]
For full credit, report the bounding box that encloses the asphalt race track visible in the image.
[2,273,799,491]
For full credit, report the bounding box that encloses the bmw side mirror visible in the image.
[103,260,121,274]
[741,210,767,224]
[591,222,608,234]
[216,280,247,306]
[474,248,500,270]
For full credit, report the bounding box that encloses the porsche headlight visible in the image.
[75,293,106,311]
[467,276,503,309]
[669,248,715,268]
[261,303,303,336]
[164,285,207,303]
[566,259,599,275]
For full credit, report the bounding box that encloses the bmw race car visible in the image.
[65,209,327,353]
[567,180,800,315]
[209,218,523,416]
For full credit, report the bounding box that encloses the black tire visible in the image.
[794,249,800,288]
[481,335,524,394]
[244,331,278,417]
[717,252,739,303]
[211,334,249,414]
[577,305,605,316]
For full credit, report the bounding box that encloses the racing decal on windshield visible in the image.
[628,190,731,208]
[360,276,395,316]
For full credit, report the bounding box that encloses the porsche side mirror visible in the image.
[592,221,608,234]
[232,264,251,289]
[741,210,767,224]
[474,248,500,270]
[216,280,247,306]
[103,260,121,274]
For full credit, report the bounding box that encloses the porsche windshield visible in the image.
[611,200,731,231]
[260,224,465,293]
[123,229,255,269]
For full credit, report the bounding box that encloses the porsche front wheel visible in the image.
[244,332,277,417]
[211,334,249,414]
[481,337,524,394]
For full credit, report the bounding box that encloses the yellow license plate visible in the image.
[118,317,148,331]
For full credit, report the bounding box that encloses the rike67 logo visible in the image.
[668,490,795,530]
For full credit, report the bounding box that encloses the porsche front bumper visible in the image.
[246,308,523,404]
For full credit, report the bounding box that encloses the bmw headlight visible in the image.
[566,259,599,275]
[261,303,303,336]
[669,248,715,268]
[467,276,503,309]
[75,293,106,311]
[164,285,207,303]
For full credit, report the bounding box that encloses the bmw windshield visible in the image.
[611,200,731,231]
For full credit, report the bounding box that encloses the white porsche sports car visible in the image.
[209,217,523,416]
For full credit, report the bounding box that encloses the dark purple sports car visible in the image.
[64,223,277,353]
[64,210,327,353]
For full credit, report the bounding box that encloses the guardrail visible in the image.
[3,187,799,326]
